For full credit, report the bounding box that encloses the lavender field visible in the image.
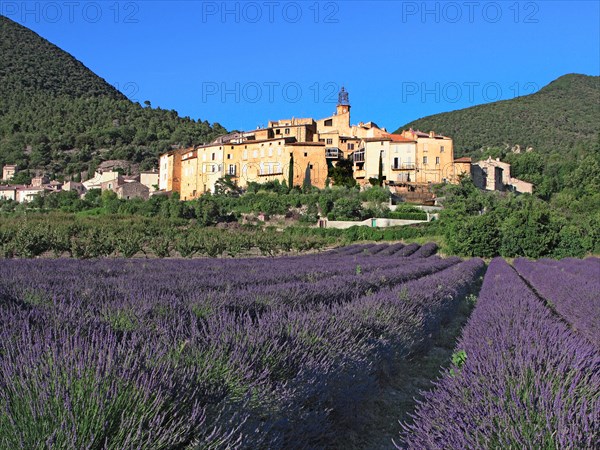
[0,246,597,449]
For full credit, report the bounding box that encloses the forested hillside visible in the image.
[0,16,226,178]
[396,74,599,156]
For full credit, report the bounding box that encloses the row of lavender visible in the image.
[401,258,599,449]
[514,257,599,348]
[0,244,483,448]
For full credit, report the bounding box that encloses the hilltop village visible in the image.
[158,88,532,200]
[0,88,532,203]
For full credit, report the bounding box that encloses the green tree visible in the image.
[499,198,560,258]
[288,153,294,191]
[378,151,383,186]
[329,197,363,221]
[329,158,356,188]
[445,212,501,257]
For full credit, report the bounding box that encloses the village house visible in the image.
[0,184,47,203]
[83,170,122,190]
[17,186,47,203]
[0,185,18,201]
[140,171,159,191]
[63,181,86,196]
[354,134,418,185]
[400,129,456,184]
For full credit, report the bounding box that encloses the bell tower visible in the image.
[336,86,350,116]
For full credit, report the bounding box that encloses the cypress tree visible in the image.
[288,152,294,191]
[378,151,383,186]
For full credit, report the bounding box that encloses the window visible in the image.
[284,128,290,134]
[228,164,236,175]
[440,146,445,153]
[211,153,215,160]
[202,154,206,162]
[324,119,332,126]
[268,148,273,157]
[326,138,333,145]
[319,138,325,142]
[309,164,313,169]
[436,157,440,165]
[304,152,308,157]
[260,149,265,157]
[253,150,258,158]
[243,150,248,160]
[275,129,281,135]
[423,156,428,164]
[348,143,354,150]
[393,157,399,169]
[227,154,232,159]
[278,148,282,156]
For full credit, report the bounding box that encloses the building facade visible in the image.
[400,129,455,184]
[354,135,418,185]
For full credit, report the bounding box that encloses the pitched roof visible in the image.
[388,134,416,143]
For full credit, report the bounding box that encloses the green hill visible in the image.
[395,74,599,157]
[0,16,226,178]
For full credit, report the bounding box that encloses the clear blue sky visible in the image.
[4,1,599,132]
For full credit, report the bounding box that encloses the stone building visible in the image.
[471,157,533,194]
[116,181,150,200]
[2,165,17,181]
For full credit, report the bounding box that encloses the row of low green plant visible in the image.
[0,215,332,258]
[0,210,444,259]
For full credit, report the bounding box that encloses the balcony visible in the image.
[391,163,416,171]
[258,171,284,177]
[325,147,342,159]
[353,150,365,163]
